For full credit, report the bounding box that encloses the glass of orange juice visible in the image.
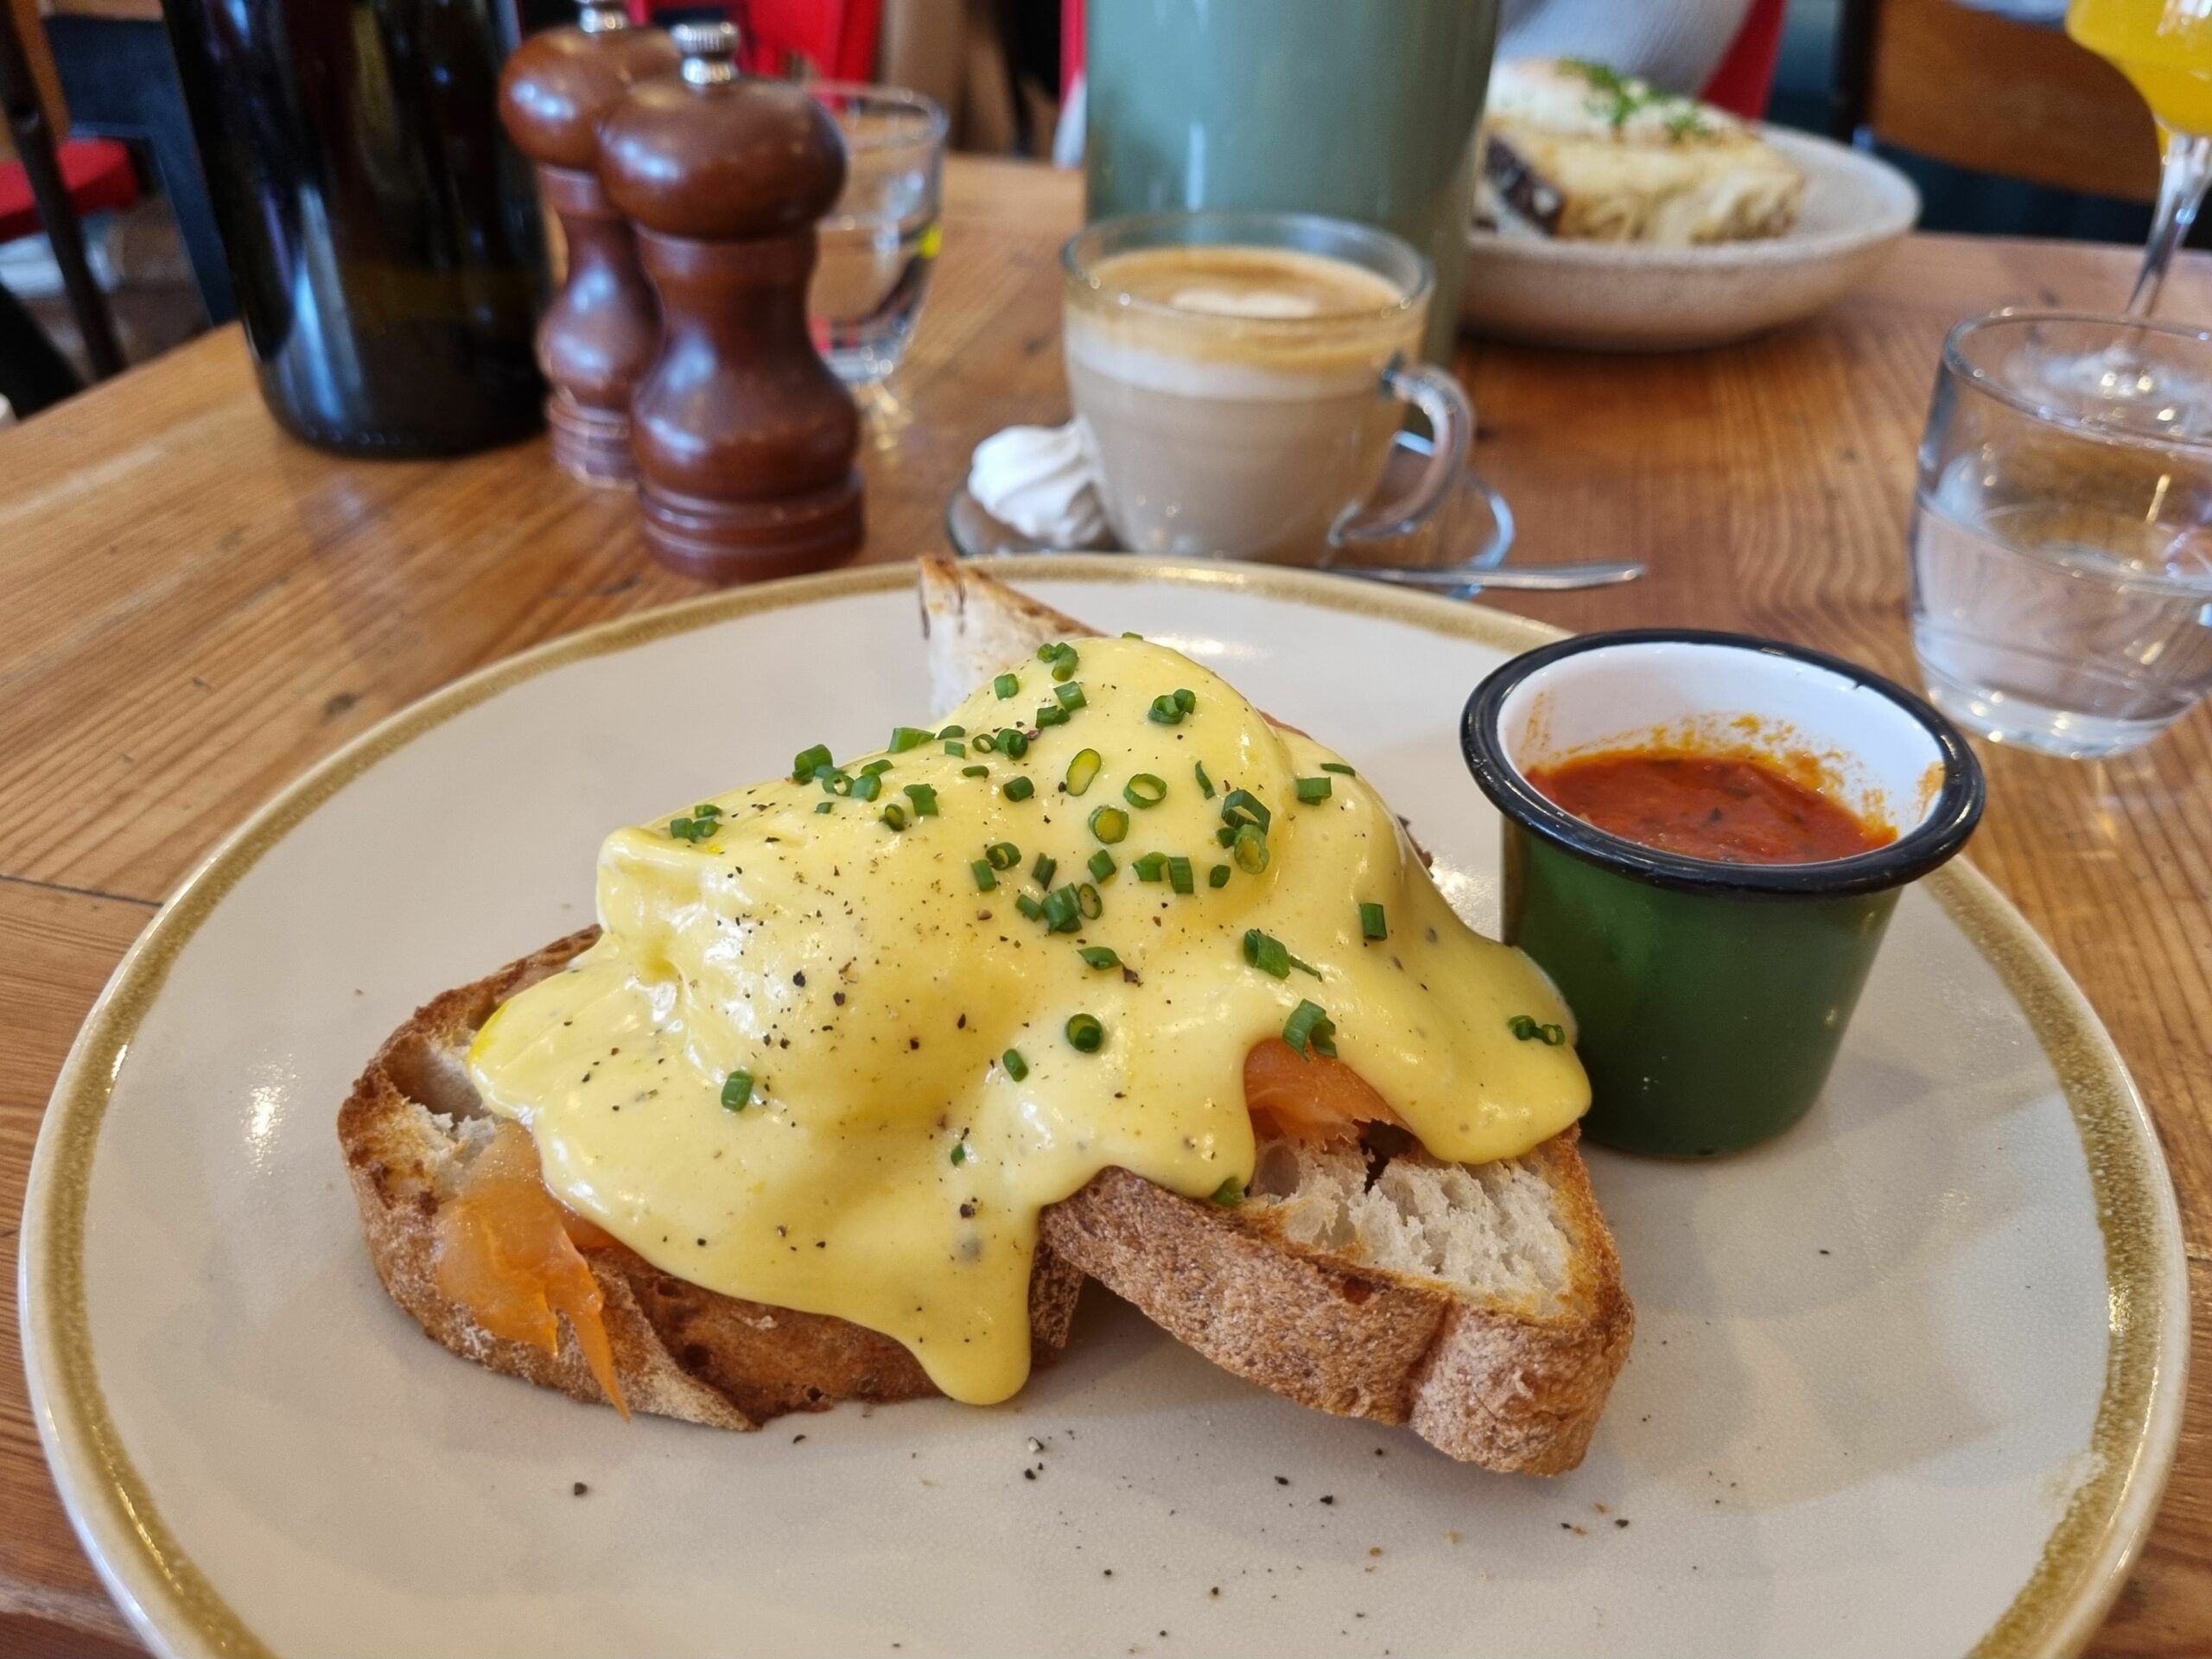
[2069,0,2212,314]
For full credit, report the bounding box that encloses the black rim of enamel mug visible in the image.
[1460,628,1986,898]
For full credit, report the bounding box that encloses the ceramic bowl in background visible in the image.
[1462,629,1984,1156]
[1461,128,1920,352]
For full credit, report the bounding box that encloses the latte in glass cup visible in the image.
[1063,214,1463,565]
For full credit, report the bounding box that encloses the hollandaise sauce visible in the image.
[467,637,1588,1404]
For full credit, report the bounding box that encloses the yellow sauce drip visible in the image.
[467,639,1587,1404]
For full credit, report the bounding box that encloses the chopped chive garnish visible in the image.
[890,726,933,753]
[1319,761,1357,776]
[1065,1013,1106,1053]
[1215,825,1236,847]
[1210,1177,1245,1207]
[1147,695,1185,725]
[1173,688,1197,715]
[1042,885,1082,932]
[1508,1014,1567,1046]
[851,772,882,802]
[1077,883,1103,919]
[1004,776,1035,801]
[1036,702,1071,728]
[1283,1000,1338,1058]
[938,724,966,739]
[1089,805,1129,844]
[944,740,968,757]
[995,672,1020,699]
[1038,643,1061,663]
[902,783,939,817]
[881,803,908,830]
[668,817,712,842]
[818,769,851,795]
[962,764,990,779]
[859,758,894,777]
[1232,823,1270,873]
[1055,683,1086,710]
[1220,789,1271,831]
[721,1071,755,1110]
[986,842,1020,871]
[1078,945,1120,969]
[1123,773,1167,808]
[1027,850,1052,882]
[1243,929,1291,978]
[1015,893,1046,920]
[1050,645,1080,683]
[1295,776,1332,804]
[1167,855,1194,894]
[791,743,833,781]
[1134,851,1168,882]
[951,1141,969,1166]
[1542,1023,1566,1045]
[971,859,997,891]
[1194,760,1215,798]
[999,728,1030,759]
[1002,1048,1029,1082]
[1359,902,1388,941]
[814,801,834,814]
[974,731,998,753]
[1065,748,1103,795]
[1208,863,1231,888]
[693,803,722,818]
[1089,849,1116,882]
[1121,630,1144,639]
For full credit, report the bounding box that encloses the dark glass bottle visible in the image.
[164,0,550,456]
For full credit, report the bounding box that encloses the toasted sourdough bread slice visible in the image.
[919,556,1631,1472]
[340,931,1084,1430]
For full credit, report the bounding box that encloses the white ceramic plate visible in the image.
[21,559,2185,1659]
[1463,127,1921,352]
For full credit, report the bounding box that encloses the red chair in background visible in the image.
[0,0,127,406]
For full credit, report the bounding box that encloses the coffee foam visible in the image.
[1067,244,1420,391]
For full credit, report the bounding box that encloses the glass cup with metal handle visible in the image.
[1909,309,2212,756]
[1061,211,1471,567]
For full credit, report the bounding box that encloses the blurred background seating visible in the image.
[0,0,2196,411]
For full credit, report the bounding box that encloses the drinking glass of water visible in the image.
[1910,311,2212,756]
[807,82,947,436]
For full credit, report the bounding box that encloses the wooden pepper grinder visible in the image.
[498,2,679,487]
[597,21,864,582]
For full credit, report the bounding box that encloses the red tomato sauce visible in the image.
[1526,749,1894,866]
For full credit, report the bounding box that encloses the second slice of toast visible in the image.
[921,558,1632,1471]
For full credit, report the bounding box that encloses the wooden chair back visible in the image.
[1835,0,2159,202]
[4,0,67,146]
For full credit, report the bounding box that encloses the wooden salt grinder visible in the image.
[596,21,864,582]
[498,1,678,487]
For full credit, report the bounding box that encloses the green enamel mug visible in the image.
[1461,630,1986,1158]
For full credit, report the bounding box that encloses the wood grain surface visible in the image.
[0,156,2206,1654]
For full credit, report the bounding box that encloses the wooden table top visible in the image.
[1,156,2206,1656]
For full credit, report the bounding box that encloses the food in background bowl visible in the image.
[1478,58,1804,245]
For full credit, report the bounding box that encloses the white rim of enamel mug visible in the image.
[1462,628,1986,897]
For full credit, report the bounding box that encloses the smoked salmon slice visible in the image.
[1243,1038,1408,1147]
[433,1120,629,1416]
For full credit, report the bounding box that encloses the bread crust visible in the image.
[337,931,1084,1430]
[1041,1134,1631,1473]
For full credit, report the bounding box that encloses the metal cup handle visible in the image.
[1330,357,1473,548]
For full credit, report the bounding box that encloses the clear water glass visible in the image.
[1909,312,2212,757]
[807,83,947,430]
